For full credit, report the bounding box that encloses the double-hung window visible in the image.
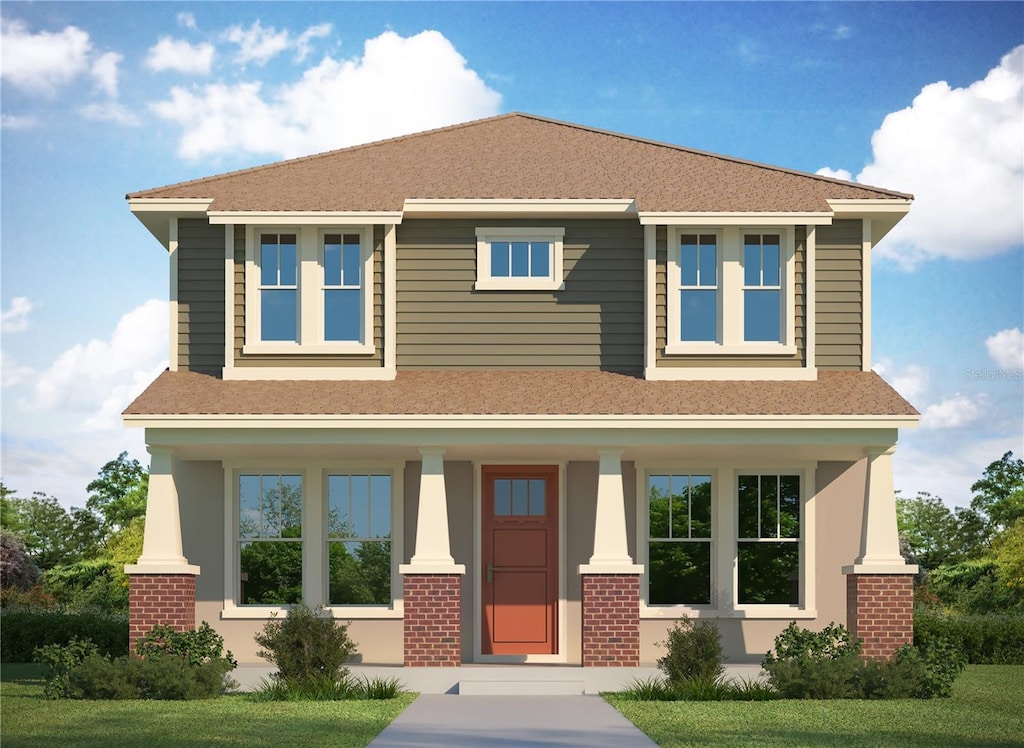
[475,227,565,291]
[238,473,303,605]
[666,227,795,355]
[737,473,801,605]
[646,473,713,606]
[245,227,374,354]
[327,473,393,605]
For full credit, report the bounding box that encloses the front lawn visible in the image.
[0,664,414,748]
[606,665,1024,747]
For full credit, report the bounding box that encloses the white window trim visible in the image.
[665,226,797,356]
[637,467,720,619]
[636,461,816,620]
[222,461,404,620]
[474,226,566,291]
[243,225,374,355]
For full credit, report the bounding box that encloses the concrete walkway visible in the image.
[369,694,657,748]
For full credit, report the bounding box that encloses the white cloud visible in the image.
[834,25,852,40]
[920,393,986,429]
[177,12,197,30]
[145,37,215,74]
[79,102,140,126]
[986,328,1024,370]
[0,18,92,96]
[827,45,1024,267]
[152,29,502,160]
[2,296,35,332]
[29,299,168,428]
[873,358,929,403]
[222,20,330,66]
[1,114,38,129]
[815,166,853,182]
[90,51,122,97]
[1,351,34,389]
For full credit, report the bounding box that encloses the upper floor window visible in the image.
[244,227,374,355]
[666,227,796,356]
[475,227,565,291]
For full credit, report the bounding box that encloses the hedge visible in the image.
[915,608,1024,664]
[0,609,128,662]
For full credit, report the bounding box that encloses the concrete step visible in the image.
[458,678,587,696]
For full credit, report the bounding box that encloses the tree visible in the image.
[1,528,41,590]
[86,452,148,533]
[1,491,102,569]
[970,451,1024,534]
[896,492,986,569]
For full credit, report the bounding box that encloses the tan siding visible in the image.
[233,226,385,368]
[655,226,804,368]
[176,218,225,371]
[815,220,863,370]
[396,218,643,371]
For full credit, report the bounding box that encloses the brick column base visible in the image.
[128,574,196,651]
[403,574,462,667]
[582,574,640,666]
[846,574,914,659]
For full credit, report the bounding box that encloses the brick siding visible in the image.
[128,574,196,650]
[581,574,640,666]
[846,573,914,659]
[403,574,462,667]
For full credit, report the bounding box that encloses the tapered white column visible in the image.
[579,449,643,574]
[400,448,465,574]
[843,446,917,574]
[125,446,199,575]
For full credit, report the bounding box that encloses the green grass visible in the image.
[0,663,415,747]
[606,665,1024,747]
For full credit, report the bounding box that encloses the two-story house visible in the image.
[123,113,918,688]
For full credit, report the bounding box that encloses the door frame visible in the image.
[473,461,568,663]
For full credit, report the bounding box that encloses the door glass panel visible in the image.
[512,479,528,515]
[494,479,511,515]
[528,478,545,516]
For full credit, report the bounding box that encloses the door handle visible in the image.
[486,564,514,584]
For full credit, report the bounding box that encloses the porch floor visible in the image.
[230,663,765,695]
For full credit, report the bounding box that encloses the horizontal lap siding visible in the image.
[655,226,805,368]
[233,226,385,368]
[177,218,225,371]
[396,219,643,371]
[815,220,863,370]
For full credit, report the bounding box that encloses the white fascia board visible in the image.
[124,413,919,430]
[128,198,214,213]
[207,211,404,225]
[638,212,834,226]
[827,199,912,244]
[403,198,638,217]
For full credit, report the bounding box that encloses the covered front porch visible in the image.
[124,418,917,675]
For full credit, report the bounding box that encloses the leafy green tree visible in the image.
[1,492,102,569]
[989,518,1024,595]
[896,492,986,569]
[971,451,1024,534]
[86,452,148,533]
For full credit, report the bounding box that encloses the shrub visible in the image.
[43,560,129,614]
[67,652,235,700]
[357,675,404,700]
[35,637,101,698]
[763,621,861,665]
[856,652,926,699]
[657,616,724,684]
[0,584,57,610]
[899,638,966,697]
[729,675,778,701]
[764,653,863,699]
[137,622,237,669]
[619,676,677,701]
[254,603,357,693]
[1,608,127,662]
[915,608,1024,664]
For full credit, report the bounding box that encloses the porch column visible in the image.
[842,446,918,659]
[578,449,643,667]
[399,448,466,667]
[124,447,200,650]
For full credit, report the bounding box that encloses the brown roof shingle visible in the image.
[127,113,910,213]
[123,369,917,418]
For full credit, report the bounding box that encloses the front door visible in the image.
[482,465,558,655]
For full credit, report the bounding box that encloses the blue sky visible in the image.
[2,1,1022,511]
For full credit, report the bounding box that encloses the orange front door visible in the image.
[482,465,558,655]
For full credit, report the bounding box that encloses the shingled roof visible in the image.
[127,113,910,213]
[124,370,918,418]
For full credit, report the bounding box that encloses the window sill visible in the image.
[474,279,565,292]
[221,603,403,620]
[640,606,816,620]
[664,342,797,356]
[242,341,375,356]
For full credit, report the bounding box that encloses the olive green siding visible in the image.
[176,218,225,372]
[395,219,644,371]
[815,219,863,370]
[231,225,385,368]
[654,226,806,368]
